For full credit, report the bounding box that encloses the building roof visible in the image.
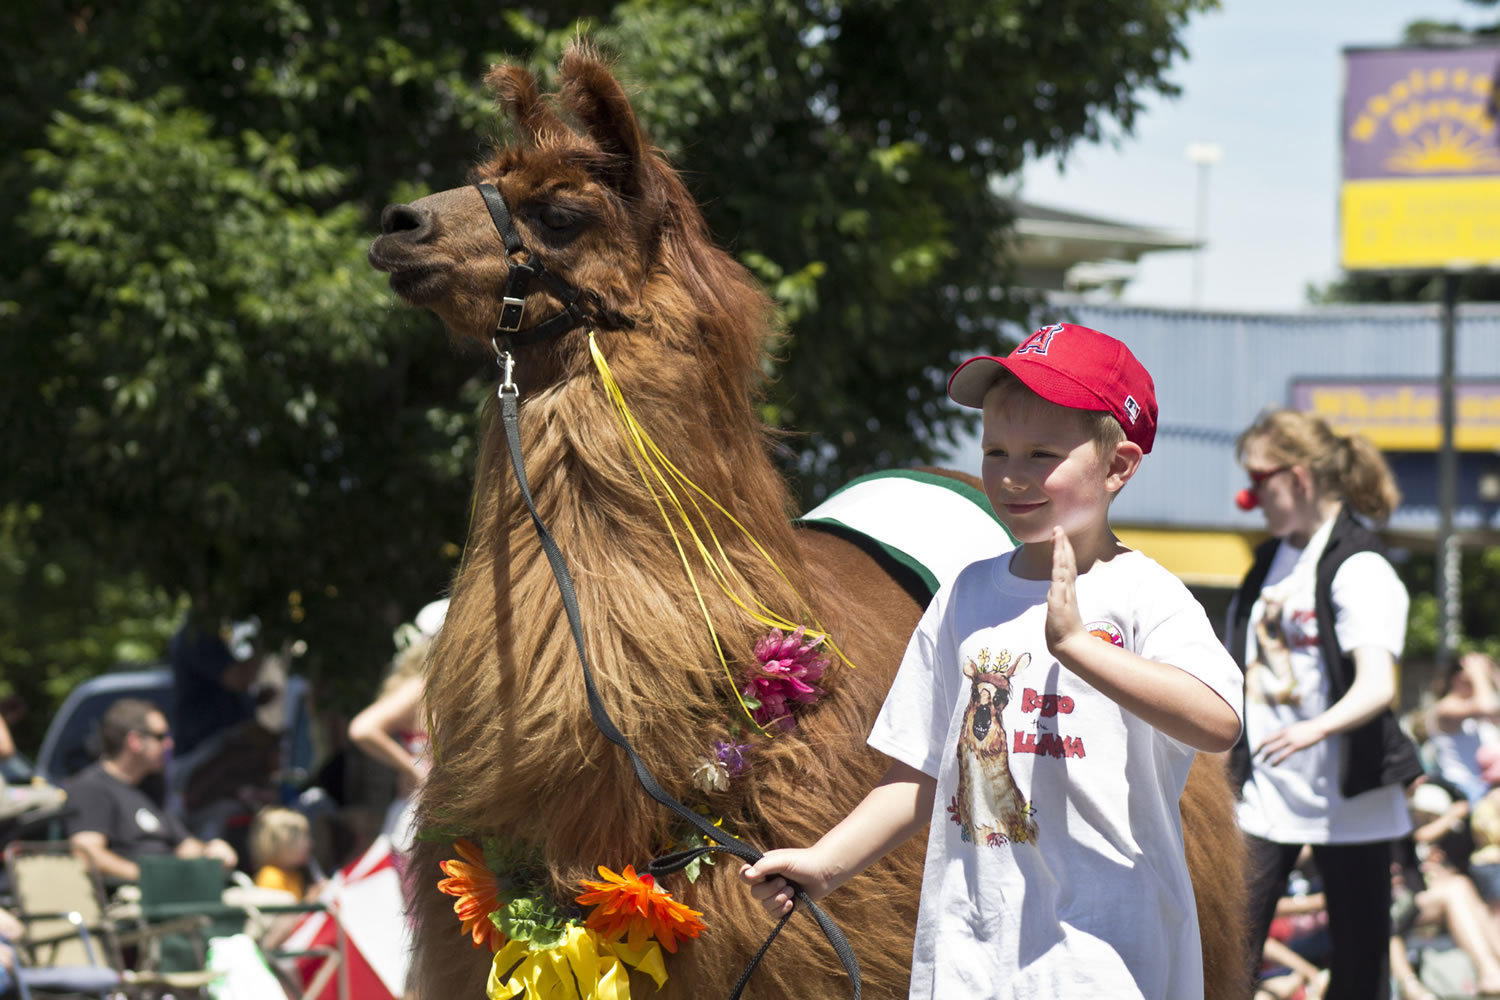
[1006,200,1199,293]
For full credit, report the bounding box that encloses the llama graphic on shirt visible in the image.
[1248,591,1301,706]
[951,648,1038,847]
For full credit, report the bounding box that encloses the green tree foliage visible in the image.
[596,0,1213,487]
[1399,548,1500,666]
[0,0,1214,743]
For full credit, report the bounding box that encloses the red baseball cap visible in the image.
[947,322,1158,453]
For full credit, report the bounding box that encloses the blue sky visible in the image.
[1018,0,1490,310]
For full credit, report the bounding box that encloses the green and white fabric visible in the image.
[798,470,1016,598]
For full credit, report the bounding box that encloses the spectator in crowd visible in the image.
[1391,939,1438,1000]
[248,805,326,952]
[1256,869,1332,1000]
[1470,763,1500,917]
[249,806,321,900]
[1428,652,1500,806]
[63,697,237,882]
[1404,778,1476,880]
[348,599,445,857]
[166,617,288,845]
[1390,779,1500,996]
[167,617,264,760]
[0,695,33,785]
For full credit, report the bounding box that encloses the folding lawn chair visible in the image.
[135,855,338,999]
[3,841,221,998]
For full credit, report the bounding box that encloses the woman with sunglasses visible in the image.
[1227,408,1424,1000]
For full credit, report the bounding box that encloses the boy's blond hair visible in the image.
[249,806,310,870]
[983,369,1127,455]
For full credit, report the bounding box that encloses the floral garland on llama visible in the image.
[436,626,831,998]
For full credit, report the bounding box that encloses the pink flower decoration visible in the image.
[741,626,828,729]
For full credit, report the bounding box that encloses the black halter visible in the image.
[474,181,593,347]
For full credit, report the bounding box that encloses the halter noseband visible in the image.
[474,181,593,347]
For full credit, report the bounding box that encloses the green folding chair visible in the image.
[134,856,241,975]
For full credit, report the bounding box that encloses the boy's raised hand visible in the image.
[1045,526,1086,657]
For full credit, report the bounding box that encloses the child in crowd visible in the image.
[250,805,318,900]
[742,323,1244,998]
[1391,779,1500,997]
[1428,652,1500,806]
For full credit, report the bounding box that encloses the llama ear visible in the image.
[1008,652,1030,676]
[963,659,978,680]
[485,63,570,147]
[558,46,646,195]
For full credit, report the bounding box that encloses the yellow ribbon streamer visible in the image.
[487,925,668,1000]
[587,332,856,735]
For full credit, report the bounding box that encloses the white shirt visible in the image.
[1235,515,1412,843]
[869,549,1243,1000]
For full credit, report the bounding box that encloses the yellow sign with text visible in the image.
[1294,381,1500,450]
[1341,177,1500,270]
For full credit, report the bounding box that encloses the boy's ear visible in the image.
[1105,441,1144,494]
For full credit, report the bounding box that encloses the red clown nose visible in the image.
[1234,488,1258,512]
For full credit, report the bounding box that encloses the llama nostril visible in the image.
[380,203,431,238]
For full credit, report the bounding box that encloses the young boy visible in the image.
[743,322,1244,998]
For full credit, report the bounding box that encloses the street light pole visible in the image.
[1186,142,1223,306]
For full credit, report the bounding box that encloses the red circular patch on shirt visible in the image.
[1085,621,1125,647]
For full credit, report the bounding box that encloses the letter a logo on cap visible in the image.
[1014,322,1063,356]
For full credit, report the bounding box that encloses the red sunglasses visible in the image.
[1234,465,1292,511]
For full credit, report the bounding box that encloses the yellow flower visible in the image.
[575,864,706,954]
[437,838,506,952]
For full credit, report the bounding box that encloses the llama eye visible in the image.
[537,204,580,232]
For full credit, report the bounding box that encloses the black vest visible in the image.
[1227,506,1424,799]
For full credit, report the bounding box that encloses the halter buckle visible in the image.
[498,296,526,333]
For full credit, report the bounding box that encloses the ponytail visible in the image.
[1335,433,1401,523]
[1237,408,1401,524]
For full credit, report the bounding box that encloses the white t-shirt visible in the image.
[1235,515,1412,843]
[868,548,1243,1000]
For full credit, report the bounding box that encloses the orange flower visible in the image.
[436,838,506,952]
[575,864,706,954]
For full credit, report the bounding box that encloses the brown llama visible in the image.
[367,43,1248,1000]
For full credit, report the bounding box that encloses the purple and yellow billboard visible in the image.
[1341,47,1500,271]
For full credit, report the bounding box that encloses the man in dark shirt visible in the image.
[63,698,236,882]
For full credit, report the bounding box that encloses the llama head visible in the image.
[367,42,772,391]
[962,650,1030,747]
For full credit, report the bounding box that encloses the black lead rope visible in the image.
[496,380,862,1000]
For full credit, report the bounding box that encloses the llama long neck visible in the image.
[421,335,810,883]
